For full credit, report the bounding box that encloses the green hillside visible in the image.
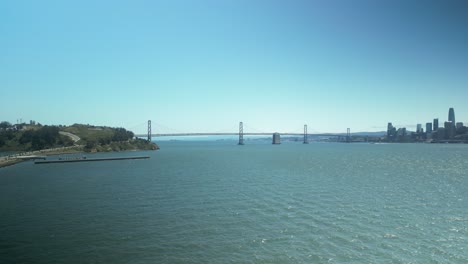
[0,122,158,152]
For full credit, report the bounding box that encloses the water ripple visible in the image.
[1,143,468,263]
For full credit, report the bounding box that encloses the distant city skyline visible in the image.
[390,107,462,133]
[387,107,468,142]
[1,0,467,134]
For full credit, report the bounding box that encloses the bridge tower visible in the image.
[147,120,152,142]
[346,128,350,143]
[303,124,309,144]
[238,122,244,145]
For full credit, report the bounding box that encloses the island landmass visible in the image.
[0,122,158,168]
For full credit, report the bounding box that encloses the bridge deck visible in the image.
[135,133,344,137]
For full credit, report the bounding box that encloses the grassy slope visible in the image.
[62,125,114,145]
[62,125,158,152]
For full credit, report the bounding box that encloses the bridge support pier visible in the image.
[148,120,152,142]
[272,133,281,144]
[346,128,350,143]
[238,122,244,145]
[303,124,309,144]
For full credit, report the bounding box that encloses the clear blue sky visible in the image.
[1,0,467,134]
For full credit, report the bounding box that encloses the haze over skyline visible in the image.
[1,0,467,134]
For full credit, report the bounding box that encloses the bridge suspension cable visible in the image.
[243,124,267,134]
[127,121,149,133]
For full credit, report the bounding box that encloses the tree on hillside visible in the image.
[112,128,134,142]
[18,125,61,150]
[84,139,97,151]
[0,121,12,130]
[19,130,34,144]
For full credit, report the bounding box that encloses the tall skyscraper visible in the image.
[426,122,432,134]
[448,108,455,124]
[433,118,439,130]
[387,122,393,136]
[416,124,422,133]
[387,122,396,141]
[444,121,455,139]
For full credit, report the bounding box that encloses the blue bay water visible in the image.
[1,142,467,263]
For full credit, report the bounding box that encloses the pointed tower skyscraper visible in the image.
[448,108,455,125]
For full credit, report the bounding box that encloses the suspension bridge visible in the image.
[133,121,352,144]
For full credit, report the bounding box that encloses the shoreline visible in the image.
[0,159,23,168]
[0,146,157,169]
[0,146,84,168]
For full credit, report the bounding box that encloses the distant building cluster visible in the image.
[387,108,468,143]
[0,120,38,132]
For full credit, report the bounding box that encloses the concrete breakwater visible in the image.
[35,156,150,164]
